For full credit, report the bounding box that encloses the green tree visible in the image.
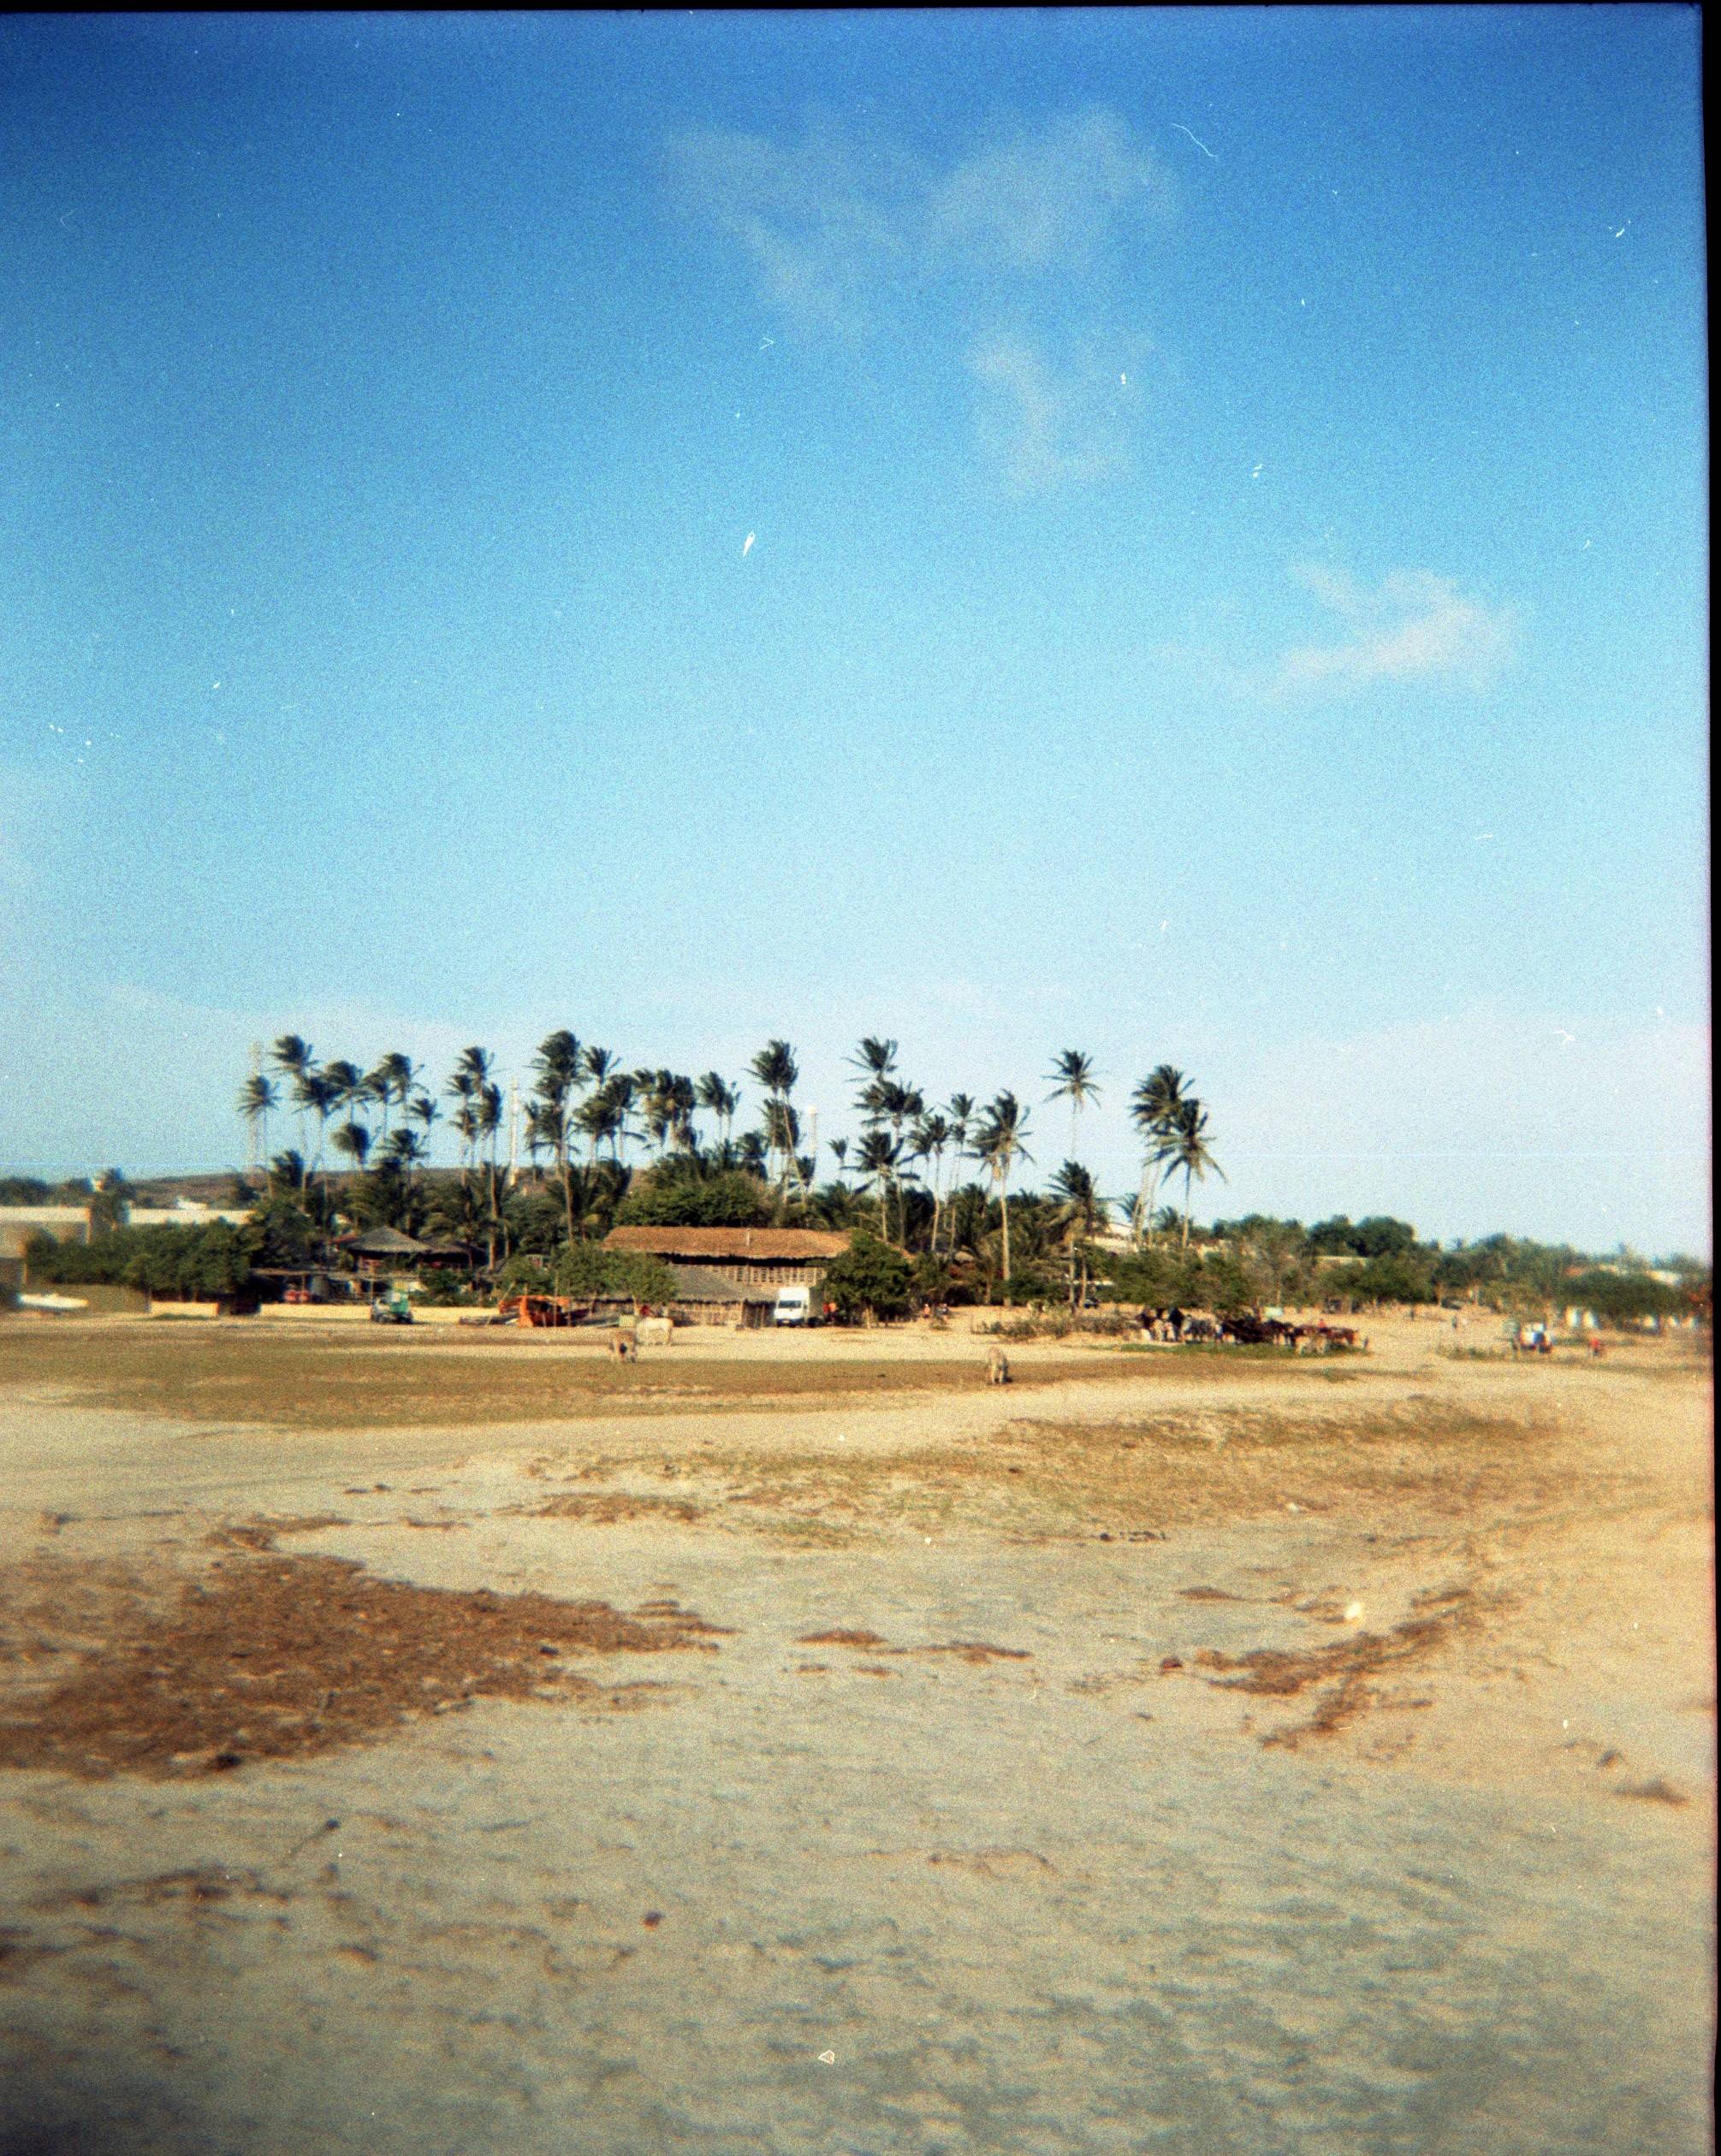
[972,1092,1031,1294]
[751,1040,805,1207]
[238,1073,279,1166]
[1129,1065,1187,1248]
[1046,1049,1101,1161]
[1161,1097,1225,1247]
[821,1232,911,1322]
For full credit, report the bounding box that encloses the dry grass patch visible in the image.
[697,1398,1577,1543]
[0,1555,730,1780]
[511,1492,706,1525]
[0,1329,1181,1430]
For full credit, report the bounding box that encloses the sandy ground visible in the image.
[0,1314,1712,2155]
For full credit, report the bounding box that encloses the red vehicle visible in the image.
[498,1293,585,1329]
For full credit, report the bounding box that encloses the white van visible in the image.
[772,1284,813,1327]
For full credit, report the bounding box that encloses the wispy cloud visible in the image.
[664,117,922,332]
[1260,566,1518,698]
[967,330,1146,497]
[927,109,1174,275]
[665,106,1173,489]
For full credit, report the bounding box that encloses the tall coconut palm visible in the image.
[1129,1065,1188,1249]
[828,1135,850,1186]
[750,1040,803,1203]
[946,1093,976,1158]
[911,1111,952,1253]
[1161,1098,1225,1247]
[330,1118,371,1198]
[1050,1160,1105,1308]
[295,1068,339,1178]
[664,1074,697,1152]
[853,1128,903,1240]
[237,1073,279,1168]
[531,1031,582,1240]
[850,1036,898,1086]
[321,1060,367,1149]
[1046,1050,1101,1159]
[445,1068,478,1170]
[408,1091,441,1168]
[696,1072,739,1147]
[368,1052,417,1158]
[271,1036,315,1154]
[582,1045,617,1092]
[385,1126,425,1180]
[972,1092,1031,1292]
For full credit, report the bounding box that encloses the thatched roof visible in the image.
[605,1226,849,1261]
[667,1265,775,1306]
[337,1226,427,1257]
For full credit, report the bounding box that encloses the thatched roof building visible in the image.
[604,1225,849,1289]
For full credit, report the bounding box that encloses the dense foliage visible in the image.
[24,1222,255,1298]
[820,1234,914,1322]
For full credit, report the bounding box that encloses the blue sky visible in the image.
[0,9,1707,1251]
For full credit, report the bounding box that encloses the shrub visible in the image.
[550,1241,682,1306]
[821,1234,911,1322]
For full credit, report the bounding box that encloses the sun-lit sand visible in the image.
[0,1313,1712,2153]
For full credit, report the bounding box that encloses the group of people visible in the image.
[1139,1305,1210,1342]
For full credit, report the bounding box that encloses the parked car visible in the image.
[369,1292,413,1324]
[772,1284,814,1327]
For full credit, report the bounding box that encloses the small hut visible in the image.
[335,1224,431,1294]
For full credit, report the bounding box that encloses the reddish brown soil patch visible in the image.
[0,1555,731,1780]
[912,1643,1032,1665]
[796,1628,1030,1667]
[1178,1585,1242,1602]
[1192,1584,1481,1748]
[210,1515,350,1551]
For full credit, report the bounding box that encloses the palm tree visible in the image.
[321,1059,368,1150]
[696,1072,739,1147]
[1130,1065,1188,1248]
[582,1045,618,1091]
[912,1111,952,1253]
[238,1073,279,1166]
[408,1091,441,1168]
[750,1040,803,1203]
[828,1135,850,1186]
[1161,1097,1225,1247]
[295,1068,339,1177]
[331,1117,371,1197]
[385,1126,425,1176]
[850,1036,899,1084]
[1047,1050,1101,1159]
[533,1031,584,1240]
[666,1074,698,1152]
[1050,1160,1105,1308]
[972,1092,1031,1292]
[854,1128,903,1239]
[271,1036,315,1154]
[368,1052,417,1157]
[947,1093,976,1158]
